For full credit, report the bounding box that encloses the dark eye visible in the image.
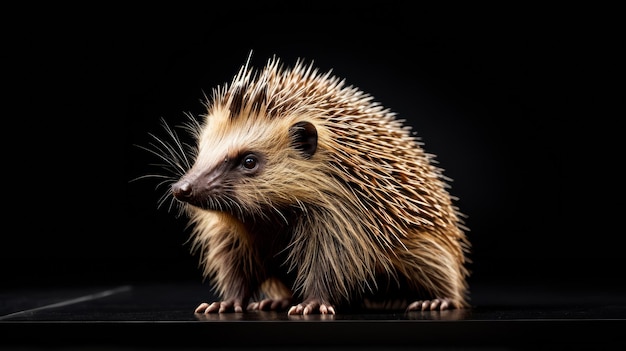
[242,154,258,170]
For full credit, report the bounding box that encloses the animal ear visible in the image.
[290,121,317,159]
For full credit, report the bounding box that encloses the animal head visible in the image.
[168,56,344,220]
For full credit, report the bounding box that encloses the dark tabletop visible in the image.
[2,280,625,350]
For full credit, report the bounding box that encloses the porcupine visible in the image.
[144,54,471,315]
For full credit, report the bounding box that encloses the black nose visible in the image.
[172,181,193,200]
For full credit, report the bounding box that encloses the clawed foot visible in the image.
[247,298,292,311]
[194,298,245,313]
[406,298,453,311]
[287,299,336,315]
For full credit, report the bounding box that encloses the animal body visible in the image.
[147,55,471,315]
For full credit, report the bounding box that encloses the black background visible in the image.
[3,3,623,295]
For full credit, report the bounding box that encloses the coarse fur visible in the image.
[139,53,471,315]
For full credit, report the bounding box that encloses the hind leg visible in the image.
[396,235,470,312]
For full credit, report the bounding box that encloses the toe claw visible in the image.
[194,302,209,313]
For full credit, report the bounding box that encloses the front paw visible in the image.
[194,298,245,313]
[406,298,454,311]
[287,299,336,315]
[247,298,292,311]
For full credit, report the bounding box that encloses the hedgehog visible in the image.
[142,54,471,315]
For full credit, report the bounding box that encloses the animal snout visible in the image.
[172,180,193,201]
